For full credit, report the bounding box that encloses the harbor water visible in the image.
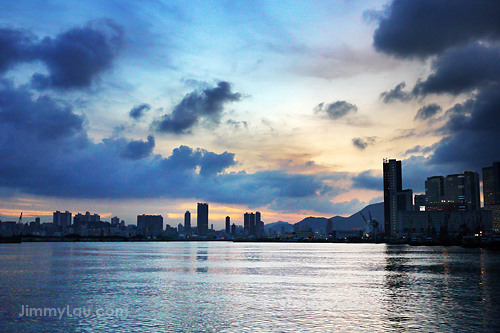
[1,242,499,332]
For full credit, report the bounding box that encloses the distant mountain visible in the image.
[293,202,384,233]
[293,216,328,233]
[265,221,294,234]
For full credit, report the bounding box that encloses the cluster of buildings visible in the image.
[0,203,266,240]
[384,159,500,240]
[0,210,130,238]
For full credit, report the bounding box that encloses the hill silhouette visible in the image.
[265,202,383,234]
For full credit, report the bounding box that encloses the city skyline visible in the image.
[1,1,500,227]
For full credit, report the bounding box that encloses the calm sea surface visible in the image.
[1,242,499,332]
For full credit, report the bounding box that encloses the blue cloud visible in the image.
[154,81,242,134]
[0,20,123,89]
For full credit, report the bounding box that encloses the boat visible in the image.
[486,234,500,251]
[461,235,481,248]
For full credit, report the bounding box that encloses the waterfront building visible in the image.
[383,158,402,237]
[243,212,264,237]
[483,162,500,231]
[225,216,230,234]
[326,218,333,236]
[397,189,413,211]
[184,211,191,235]
[425,176,444,204]
[256,211,264,236]
[463,171,481,211]
[197,203,209,236]
[244,213,250,235]
[424,171,480,211]
[396,210,492,238]
[137,214,163,237]
[249,212,256,236]
[414,194,427,211]
[53,211,72,227]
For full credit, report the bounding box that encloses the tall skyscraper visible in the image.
[443,174,466,209]
[463,171,480,211]
[225,216,230,234]
[483,162,500,231]
[483,162,500,205]
[244,212,250,235]
[423,171,480,211]
[53,211,72,227]
[441,172,480,211]
[383,158,402,237]
[326,218,333,236]
[184,211,191,234]
[197,203,209,236]
[249,212,256,236]
[425,176,444,204]
[397,189,413,211]
[255,211,264,236]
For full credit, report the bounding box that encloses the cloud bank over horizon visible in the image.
[374,0,500,172]
[2,0,500,223]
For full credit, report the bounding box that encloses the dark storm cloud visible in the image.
[404,144,435,156]
[380,82,412,103]
[0,20,123,89]
[154,81,242,134]
[351,171,382,191]
[0,81,340,209]
[442,99,476,120]
[373,1,500,171]
[372,0,500,58]
[352,137,376,150]
[414,104,442,121]
[31,20,123,89]
[314,101,357,120]
[198,151,236,177]
[120,135,155,160]
[201,170,334,208]
[129,103,151,120]
[0,79,85,140]
[0,28,36,74]
[429,85,500,169]
[412,43,500,96]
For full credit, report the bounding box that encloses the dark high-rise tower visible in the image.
[383,158,402,237]
[184,211,191,235]
[244,212,250,235]
[255,211,263,236]
[483,162,500,205]
[425,176,444,204]
[53,211,72,227]
[197,203,209,236]
[483,162,500,231]
[249,213,256,236]
[463,171,480,211]
[225,216,230,234]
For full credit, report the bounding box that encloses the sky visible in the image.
[1,0,500,228]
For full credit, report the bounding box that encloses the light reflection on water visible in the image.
[0,242,499,332]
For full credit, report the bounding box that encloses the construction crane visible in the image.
[360,212,381,241]
[18,212,23,224]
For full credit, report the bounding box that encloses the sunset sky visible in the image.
[1,0,499,227]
